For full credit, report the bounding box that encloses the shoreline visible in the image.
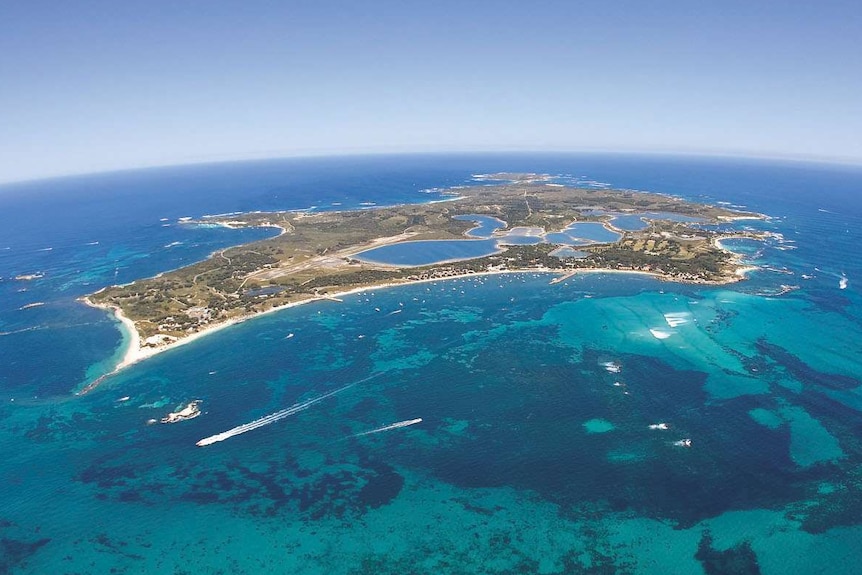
[77,263,752,394]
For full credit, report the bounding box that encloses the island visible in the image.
[81,173,763,391]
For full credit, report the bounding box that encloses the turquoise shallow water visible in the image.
[1,154,862,574]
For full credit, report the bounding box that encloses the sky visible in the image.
[1,0,861,183]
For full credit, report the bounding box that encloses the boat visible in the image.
[161,400,202,424]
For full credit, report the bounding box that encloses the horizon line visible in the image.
[2,147,861,187]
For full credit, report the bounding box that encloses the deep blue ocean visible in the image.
[1,153,861,574]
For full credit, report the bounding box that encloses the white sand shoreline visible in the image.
[77,262,753,394]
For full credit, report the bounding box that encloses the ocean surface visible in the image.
[1,153,861,574]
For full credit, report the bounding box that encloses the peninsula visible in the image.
[82,174,763,389]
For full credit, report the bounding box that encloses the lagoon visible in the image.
[497,235,543,246]
[454,214,507,238]
[354,238,501,266]
[547,222,622,245]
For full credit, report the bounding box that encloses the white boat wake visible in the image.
[664,312,691,328]
[196,375,377,447]
[600,361,621,373]
[349,418,422,438]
